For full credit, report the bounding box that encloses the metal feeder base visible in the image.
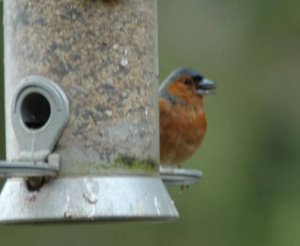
[0,176,178,223]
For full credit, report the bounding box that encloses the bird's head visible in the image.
[159,68,215,104]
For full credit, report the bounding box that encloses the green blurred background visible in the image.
[1,0,300,245]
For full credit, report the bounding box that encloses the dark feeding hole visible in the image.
[26,177,47,192]
[21,93,51,129]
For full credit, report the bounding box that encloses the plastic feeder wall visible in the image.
[0,0,178,223]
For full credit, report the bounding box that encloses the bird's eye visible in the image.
[184,79,192,85]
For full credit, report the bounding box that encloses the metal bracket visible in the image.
[0,76,69,178]
[160,166,203,186]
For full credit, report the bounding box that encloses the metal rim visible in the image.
[160,166,203,186]
[0,161,57,178]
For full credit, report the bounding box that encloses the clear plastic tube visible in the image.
[4,0,159,176]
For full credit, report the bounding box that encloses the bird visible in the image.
[159,68,215,167]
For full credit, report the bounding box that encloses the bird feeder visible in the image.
[0,0,179,223]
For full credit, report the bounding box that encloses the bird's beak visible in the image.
[196,78,216,95]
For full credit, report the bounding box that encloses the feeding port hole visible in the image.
[21,92,51,130]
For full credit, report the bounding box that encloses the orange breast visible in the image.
[159,99,207,165]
